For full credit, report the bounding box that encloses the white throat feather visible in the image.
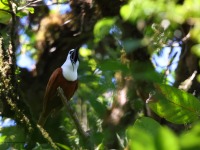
[61,55,79,81]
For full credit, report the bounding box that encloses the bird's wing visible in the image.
[43,68,62,108]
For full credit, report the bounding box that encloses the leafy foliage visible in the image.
[1,0,200,149]
[94,18,116,42]
[127,117,179,150]
[0,125,25,149]
[0,0,34,24]
[127,117,200,150]
[149,84,200,124]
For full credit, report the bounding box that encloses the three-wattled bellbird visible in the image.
[38,48,79,126]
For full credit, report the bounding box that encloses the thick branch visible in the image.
[7,0,17,88]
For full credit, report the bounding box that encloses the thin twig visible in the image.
[17,0,42,10]
[57,87,89,139]
[182,32,190,42]
[18,0,69,10]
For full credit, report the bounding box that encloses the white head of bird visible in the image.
[61,49,79,81]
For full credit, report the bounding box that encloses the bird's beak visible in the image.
[70,48,79,71]
[73,48,79,64]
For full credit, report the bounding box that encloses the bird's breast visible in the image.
[58,73,78,100]
[61,63,78,81]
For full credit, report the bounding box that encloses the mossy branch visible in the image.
[0,2,59,149]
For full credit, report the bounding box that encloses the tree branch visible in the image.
[7,0,18,88]
[57,87,89,139]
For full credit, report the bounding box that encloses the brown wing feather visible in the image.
[38,68,62,126]
[43,68,62,111]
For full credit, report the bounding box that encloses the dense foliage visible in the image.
[1,0,200,149]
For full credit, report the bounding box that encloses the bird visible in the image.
[38,48,79,126]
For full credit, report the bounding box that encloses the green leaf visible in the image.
[0,0,9,10]
[120,0,165,23]
[99,60,129,73]
[0,0,11,24]
[123,39,142,53]
[56,143,70,150]
[180,122,200,150]
[133,117,161,135]
[127,117,179,150]
[131,62,162,83]
[127,117,159,150]
[16,7,35,17]
[0,135,6,143]
[79,84,107,118]
[89,95,107,118]
[120,1,135,21]
[0,10,11,24]
[27,7,34,14]
[156,126,179,150]
[191,44,200,57]
[16,11,27,17]
[95,143,105,150]
[149,84,200,124]
[94,18,116,42]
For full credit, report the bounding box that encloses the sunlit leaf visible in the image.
[17,7,34,17]
[95,143,104,150]
[191,44,200,57]
[191,25,200,43]
[0,0,11,24]
[120,0,166,23]
[128,127,155,150]
[180,122,200,150]
[127,117,179,150]
[149,84,200,124]
[156,126,179,150]
[26,7,34,14]
[0,0,9,10]
[56,143,70,150]
[16,11,27,17]
[79,47,92,57]
[0,135,6,143]
[133,117,161,135]
[0,126,25,149]
[94,18,116,42]
[183,0,200,18]
[120,1,135,21]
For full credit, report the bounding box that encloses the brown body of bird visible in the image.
[38,49,79,126]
